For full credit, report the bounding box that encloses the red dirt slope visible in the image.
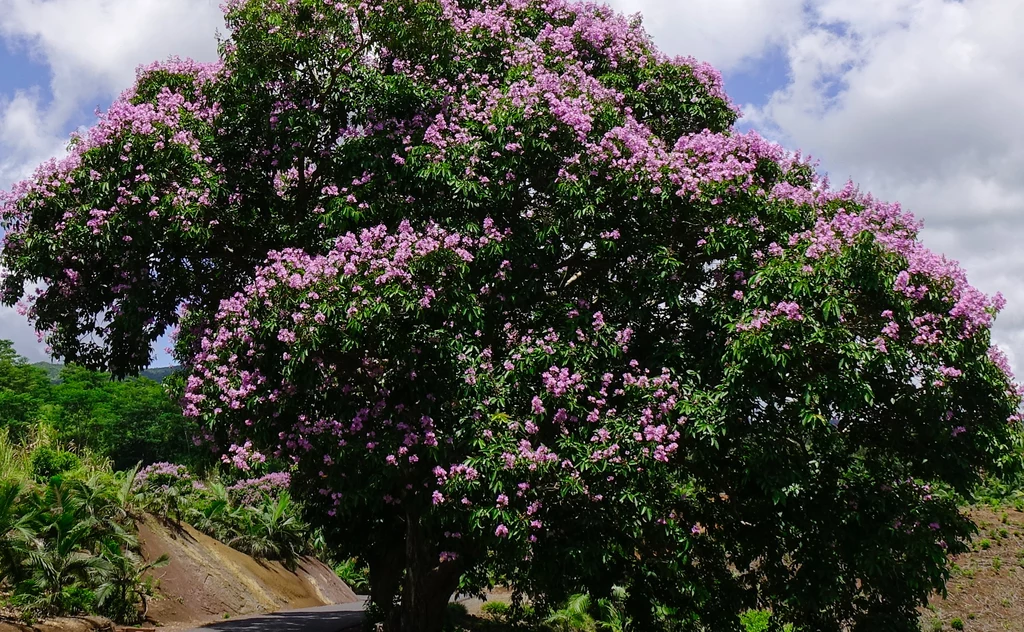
[136,515,357,628]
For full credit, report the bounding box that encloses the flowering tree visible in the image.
[2,0,1022,630]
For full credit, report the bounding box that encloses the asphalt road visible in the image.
[186,603,365,632]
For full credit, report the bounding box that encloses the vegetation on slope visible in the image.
[0,431,320,624]
[0,340,330,624]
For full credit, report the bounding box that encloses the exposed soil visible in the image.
[921,506,1024,632]
[136,515,357,629]
[0,617,113,632]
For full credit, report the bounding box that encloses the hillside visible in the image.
[137,515,359,629]
[31,362,179,383]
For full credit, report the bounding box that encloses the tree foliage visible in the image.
[0,341,200,469]
[2,1,1022,630]
[0,341,51,437]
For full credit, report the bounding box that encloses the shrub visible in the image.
[134,462,196,521]
[443,602,468,631]
[95,539,170,624]
[0,479,33,588]
[481,600,510,621]
[739,609,772,632]
[227,472,291,505]
[0,434,205,626]
[58,586,97,615]
[333,558,369,594]
[30,446,80,481]
[227,493,308,568]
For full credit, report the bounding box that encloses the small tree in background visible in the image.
[2,1,1021,630]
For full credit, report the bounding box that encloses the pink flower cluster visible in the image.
[135,462,193,491]
[1,58,222,239]
[784,183,1005,344]
[182,219,503,419]
[735,301,805,332]
[223,441,267,472]
[228,472,292,505]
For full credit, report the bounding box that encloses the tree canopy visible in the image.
[2,1,1021,630]
[0,342,197,469]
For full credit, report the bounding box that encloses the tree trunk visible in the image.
[382,510,462,632]
[366,517,407,627]
[368,535,405,619]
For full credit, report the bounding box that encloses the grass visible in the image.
[0,426,113,482]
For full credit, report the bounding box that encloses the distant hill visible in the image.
[139,365,180,382]
[31,362,180,383]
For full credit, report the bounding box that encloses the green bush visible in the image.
[951,617,965,630]
[739,609,772,632]
[333,558,370,594]
[95,540,169,624]
[2,453,173,624]
[226,492,308,569]
[444,602,468,631]
[58,586,97,615]
[481,600,510,621]
[545,594,597,632]
[30,446,80,481]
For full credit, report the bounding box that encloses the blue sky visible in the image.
[2,0,1024,373]
[0,41,50,98]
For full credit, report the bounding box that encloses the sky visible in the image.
[1,0,1023,373]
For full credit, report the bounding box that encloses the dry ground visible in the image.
[921,506,1024,632]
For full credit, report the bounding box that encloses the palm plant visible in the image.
[0,479,35,588]
[20,510,107,615]
[71,472,136,548]
[73,472,115,522]
[186,481,239,541]
[94,538,169,624]
[333,558,370,594]
[229,492,307,568]
[545,593,598,632]
[139,478,191,525]
[111,462,144,522]
[31,475,82,522]
[593,586,631,632]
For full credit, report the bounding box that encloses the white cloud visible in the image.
[0,301,44,362]
[0,89,48,153]
[0,88,67,191]
[0,0,224,172]
[0,0,224,117]
[609,0,807,71]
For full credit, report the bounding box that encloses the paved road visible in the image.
[186,603,365,632]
